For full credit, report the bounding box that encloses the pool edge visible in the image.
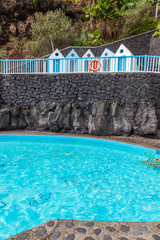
[7,219,160,240]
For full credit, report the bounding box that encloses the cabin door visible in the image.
[53,59,60,73]
[118,57,126,72]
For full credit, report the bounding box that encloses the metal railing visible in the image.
[0,55,160,74]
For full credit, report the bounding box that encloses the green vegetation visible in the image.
[141,158,160,167]
[122,0,157,37]
[141,152,160,167]
[0,0,160,58]
[75,0,158,40]
[33,0,39,4]
[152,22,160,37]
[29,9,76,57]
[73,27,106,46]
[0,48,7,59]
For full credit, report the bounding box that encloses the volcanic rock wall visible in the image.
[149,34,160,56]
[0,73,159,136]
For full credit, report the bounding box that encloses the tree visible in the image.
[75,0,157,39]
[30,9,76,57]
[75,0,139,38]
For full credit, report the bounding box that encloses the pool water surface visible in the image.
[0,135,160,239]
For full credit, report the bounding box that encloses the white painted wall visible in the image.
[82,49,95,72]
[114,44,134,71]
[100,48,114,72]
[49,49,65,73]
[66,49,80,72]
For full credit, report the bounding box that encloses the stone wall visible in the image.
[61,30,155,57]
[0,73,159,135]
[149,34,160,56]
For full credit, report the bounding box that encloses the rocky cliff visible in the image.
[0,100,158,136]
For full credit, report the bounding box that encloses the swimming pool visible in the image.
[0,135,160,239]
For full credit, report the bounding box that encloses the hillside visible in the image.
[0,0,158,59]
[0,0,84,45]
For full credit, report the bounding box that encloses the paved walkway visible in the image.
[7,219,160,240]
[2,130,160,240]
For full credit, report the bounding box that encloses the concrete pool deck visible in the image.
[1,130,160,240]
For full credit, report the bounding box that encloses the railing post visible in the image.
[48,59,50,73]
[124,56,126,72]
[6,59,8,74]
[144,55,147,72]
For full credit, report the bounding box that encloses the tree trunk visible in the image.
[97,18,107,38]
[89,16,96,32]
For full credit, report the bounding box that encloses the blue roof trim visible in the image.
[82,49,95,57]
[101,48,114,57]
[66,49,80,58]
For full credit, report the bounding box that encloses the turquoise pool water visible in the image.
[0,135,160,239]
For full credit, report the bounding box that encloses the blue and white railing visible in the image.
[0,55,160,74]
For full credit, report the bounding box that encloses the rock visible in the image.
[88,101,132,136]
[38,117,49,131]
[85,222,94,227]
[48,104,63,132]
[25,104,41,129]
[32,101,56,130]
[71,103,85,133]
[0,106,28,130]
[0,108,10,130]
[36,101,56,113]
[18,113,28,129]
[88,101,111,135]
[0,100,158,136]
[62,103,72,130]
[65,222,74,228]
[106,226,116,232]
[17,233,30,240]
[10,117,18,129]
[76,227,86,233]
[48,103,72,132]
[122,117,132,135]
[17,21,26,35]
[9,23,16,35]
[9,108,20,130]
[37,109,50,130]
[35,228,47,237]
[133,102,158,136]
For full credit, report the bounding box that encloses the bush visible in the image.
[152,31,160,37]
[30,10,76,57]
[73,27,105,46]
[0,48,7,59]
[152,23,160,37]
